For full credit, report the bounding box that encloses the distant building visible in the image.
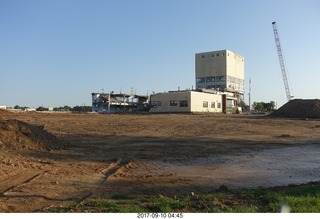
[149,89,238,113]
[91,92,148,113]
[150,49,244,114]
[92,49,245,114]
[0,106,7,109]
[25,108,36,112]
[195,49,244,104]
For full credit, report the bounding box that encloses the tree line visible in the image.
[252,101,276,112]
[13,101,276,113]
[13,105,92,112]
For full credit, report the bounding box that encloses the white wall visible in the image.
[226,51,244,79]
[190,91,222,113]
[150,92,191,113]
[226,50,244,92]
[195,50,227,78]
[150,91,222,113]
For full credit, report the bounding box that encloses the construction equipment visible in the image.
[272,21,293,102]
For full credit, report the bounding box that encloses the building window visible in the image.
[211,54,214,57]
[151,101,158,108]
[216,53,220,56]
[151,101,162,108]
[196,77,205,83]
[170,100,178,106]
[206,77,215,82]
[211,102,215,108]
[217,102,221,108]
[216,76,226,82]
[203,101,208,108]
[180,100,188,107]
[201,55,205,58]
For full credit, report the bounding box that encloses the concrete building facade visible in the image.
[91,92,148,113]
[149,90,223,113]
[195,50,244,94]
[92,49,244,114]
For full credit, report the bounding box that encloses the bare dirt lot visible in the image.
[0,111,320,212]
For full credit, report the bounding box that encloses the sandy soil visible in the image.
[0,112,320,212]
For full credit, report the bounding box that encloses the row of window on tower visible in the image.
[196,76,243,84]
[200,53,226,59]
[196,76,226,83]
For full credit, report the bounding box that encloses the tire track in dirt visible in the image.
[0,157,133,211]
[76,158,131,203]
[0,170,75,212]
[1,159,132,211]
[0,170,46,195]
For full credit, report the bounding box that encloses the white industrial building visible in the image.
[149,89,239,113]
[149,49,244,114]
[195,49,244,102]
[92,49,244,114]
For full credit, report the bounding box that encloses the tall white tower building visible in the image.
[195,49,244,95]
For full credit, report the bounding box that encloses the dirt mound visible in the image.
[270,99,320,119]
[0,119,66,151]
[0,109,14,115]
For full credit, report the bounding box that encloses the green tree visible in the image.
[253,102,264,111]
[71,105,92,112]
[253,101,276,112]
[269,101,276,111]
[14,105,28,110]
[36,106,48,111]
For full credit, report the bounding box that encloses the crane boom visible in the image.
[272,21,292,102]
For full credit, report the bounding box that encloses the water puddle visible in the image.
[138,145,320,188]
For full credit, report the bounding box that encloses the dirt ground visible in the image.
[0,111,320,212]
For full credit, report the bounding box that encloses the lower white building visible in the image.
[150,90,237,113]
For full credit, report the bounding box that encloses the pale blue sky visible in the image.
[1,0,319,108]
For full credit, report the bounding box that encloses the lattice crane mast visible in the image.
[272,21,293,102]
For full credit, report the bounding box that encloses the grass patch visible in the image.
[47,182,320,213]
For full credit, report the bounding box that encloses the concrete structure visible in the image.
[24,108,36,112]
[149,89,239,113]
[92,49,245,114]
[91,92,148,113]
[195,50,244,95]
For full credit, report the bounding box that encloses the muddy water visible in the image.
[133,145,320,189]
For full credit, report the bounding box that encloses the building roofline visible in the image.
[92,92,148,98]
[195,49,243,58]
[151,88,241,96]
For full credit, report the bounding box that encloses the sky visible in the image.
[0,0,319,108]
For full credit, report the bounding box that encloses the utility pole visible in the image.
[248,77,251,113]
[108,92,110,112]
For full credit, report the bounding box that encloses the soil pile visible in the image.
[0,109,14,116]
[270,99,320,119]
[0,119,66,151]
